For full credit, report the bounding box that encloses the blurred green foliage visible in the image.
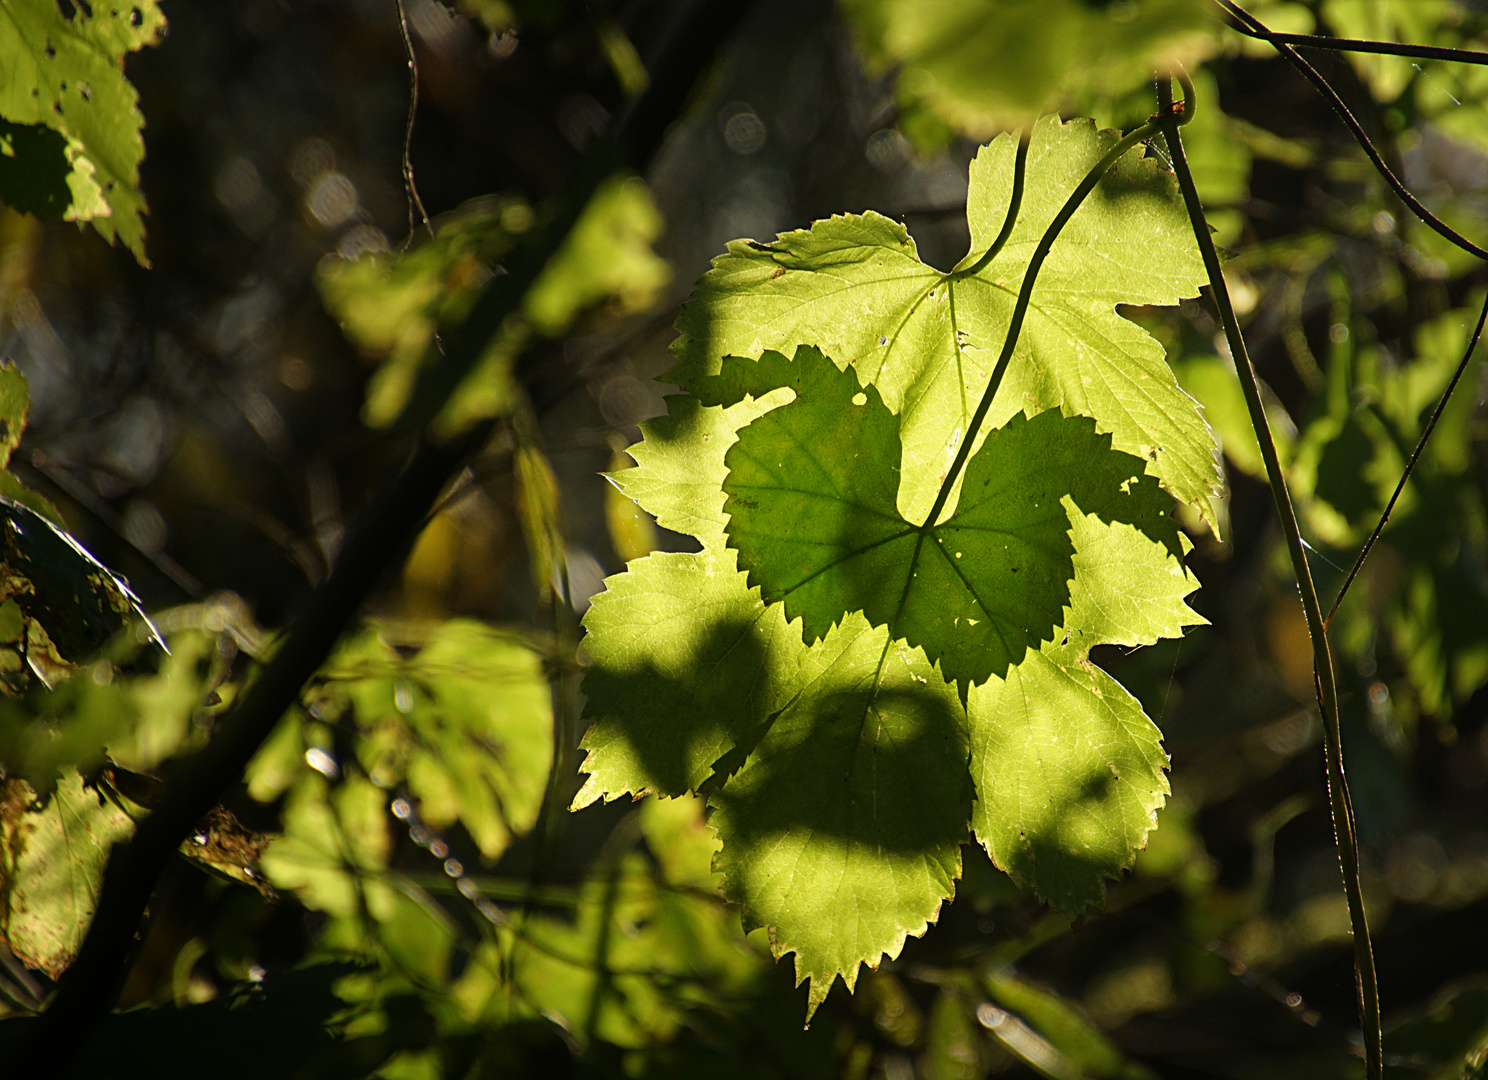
[1,0,1487,1078]
[320,176,668,435]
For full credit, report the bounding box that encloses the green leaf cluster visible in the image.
[1299,301,1488,723]
[254,620,553,901]
[579,116,1213,1013]
[320,175,669,434]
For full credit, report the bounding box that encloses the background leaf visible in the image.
[839,0,1214,138]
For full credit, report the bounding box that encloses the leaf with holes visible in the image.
[0,769,134,978]
[0,0,167,263]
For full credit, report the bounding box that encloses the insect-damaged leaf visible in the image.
[0,0,167,263]
[0,769,134,979]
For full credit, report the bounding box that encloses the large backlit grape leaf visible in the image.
[579,368,1195,1006]
[0,0,167,263]
[668,115,1219,533]
[838,0,1214,137]
[581,113,1207,1015]
[695,346,1195,686]
[0,769,134,978]
[582,364,1196,1002]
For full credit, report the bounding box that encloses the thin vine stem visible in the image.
[1224,19,1488,66]
[923,119,1162,529]
[1156,78,1383,1080]
[1327,288,1488,624]
[394,0,434,240]
[957,127,1031,279]
[1219,0,1488,261]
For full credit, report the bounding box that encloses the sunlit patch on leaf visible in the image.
[968,641,1169,912]
[709,619,970,1018]
[670,116,1218,533]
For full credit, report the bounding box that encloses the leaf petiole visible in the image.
[955,127,1031,280]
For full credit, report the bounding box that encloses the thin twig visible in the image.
[395,2,756,431]
[1218,0,1488,261]
[1224,20,1488,66]
[1327,288,1488,623]
[394,0,434,241]
[1157,75,1382,1080]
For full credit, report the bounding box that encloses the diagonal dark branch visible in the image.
[1219,0,1488,261]
[8,2,755,1075]
[1327,288,1488,623]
